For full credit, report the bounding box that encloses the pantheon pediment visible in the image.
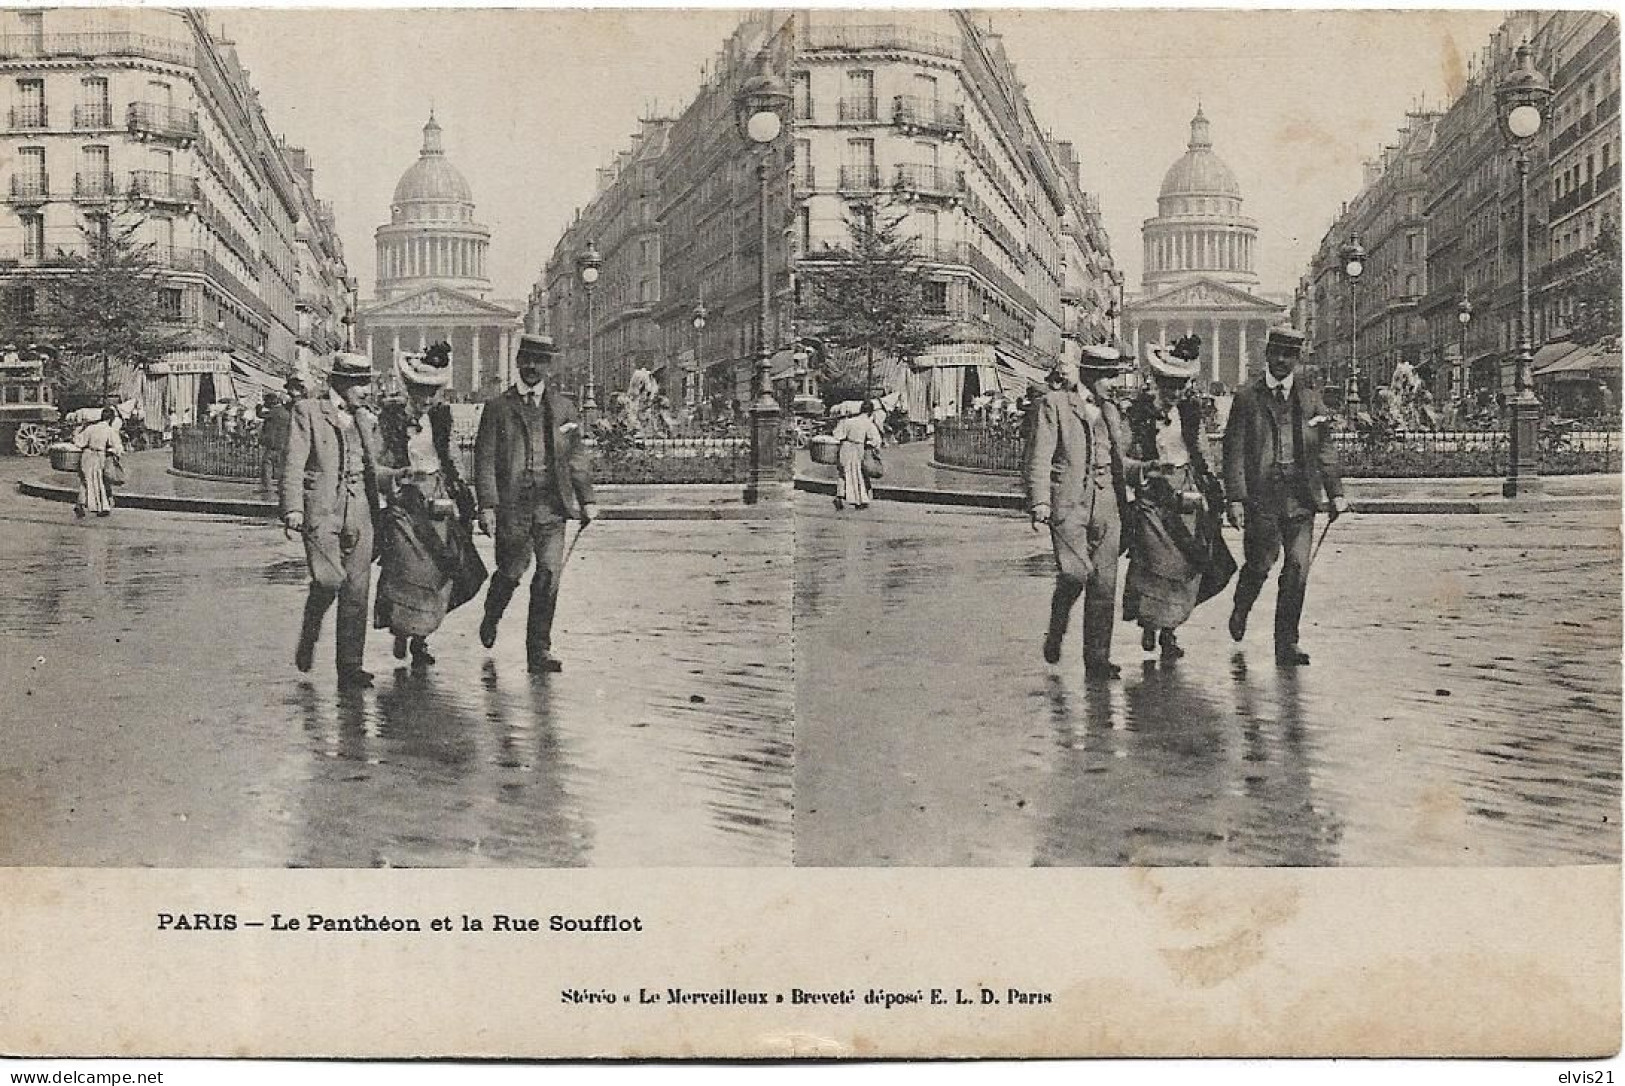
[360,285,520,322]
[1131,277,1286,313]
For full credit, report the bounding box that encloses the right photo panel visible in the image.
[791,8,1622,868]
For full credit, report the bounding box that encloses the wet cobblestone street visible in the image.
[0,487,792,867]
[795,495,1621,866]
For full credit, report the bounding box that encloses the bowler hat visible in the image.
[328,352,373,383]
[1265,326,1307,354]
[516,333,558,358]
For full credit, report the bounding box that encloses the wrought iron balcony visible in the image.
[799,22,960,61]
[837,96,879,123]
[792,165,816,195]
[127,101,198,143]
[837,165,880,192]
[7,174,49,202]
[0,31,195,66]
[129,169,199,207]
[892,95,965,136]
[914,239,970,265]
[894,163,965,201]
[72,103,112,130]
[8,104,47,130]
[73,172,115,202]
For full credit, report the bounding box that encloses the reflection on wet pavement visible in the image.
[795,496,1621,867]
[0,488,791,866]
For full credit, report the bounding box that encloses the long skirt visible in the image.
[375,474,461,638]
[77,449,114,514]
[1123,464,1205,630]
[836,440,872,506]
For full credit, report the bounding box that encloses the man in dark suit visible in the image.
[1221,326,1350,667]
[280,353,383,691]
[473,333,598,673]
[1025,344,1148,682]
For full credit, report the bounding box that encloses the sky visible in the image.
[224,8,1509,307]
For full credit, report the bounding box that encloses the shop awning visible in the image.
[230,356,286,395]
[1536,347,1621,381]
[1531,337,1584,372]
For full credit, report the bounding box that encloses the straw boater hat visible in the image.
[1265,326,1307,355]
[1076,343,1133,374]
[328,352,373,384]
[396,341,453,388]
[515,332,558,358]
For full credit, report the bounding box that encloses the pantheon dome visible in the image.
[374,112,493,301]
[1141,106,1259,294]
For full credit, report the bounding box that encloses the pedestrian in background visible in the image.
[474,334,598,674]
[373,342,485,669]
[280,353,382,691]
[1121,337,1235,660]
[831,399,882,511]
[1025,345,1149,682]
[1222,326,1349,668]
[73,407,123,519]
[259,390,291,490]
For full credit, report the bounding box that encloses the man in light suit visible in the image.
[1222,326,1350,667]
[474,334,598,674]
[1025,345,1149,682]
[280,353,383,690]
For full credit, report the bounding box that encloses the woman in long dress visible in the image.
[73,408,124,518]
[831,400,882,510]
[373,343,486,667]
[1122,339,1235,659]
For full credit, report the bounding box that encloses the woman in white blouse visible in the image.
[831,401,882,511]
[73,407,124,518]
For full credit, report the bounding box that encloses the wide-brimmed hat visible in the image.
[515,333,558,359]
[396,341,453,388]
[1076,343,1133,374]
[1146,341,1200,382]
[328,352,373,383]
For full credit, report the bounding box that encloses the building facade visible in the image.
[0,8,352,418]
[1310,11,1618,406]
[1304,109,1439,397]
[1125,107,1285,390]
[357,113,522,399]
[528,10,1126,423]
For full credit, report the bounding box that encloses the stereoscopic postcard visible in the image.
[0,4,1617,1062]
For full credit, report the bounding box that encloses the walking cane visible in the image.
[1307,510,1338,569]
[561,518,592,569]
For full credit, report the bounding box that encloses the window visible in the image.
[19,214,43,259]
[160,288,183,319]
[845,70,875,120]
[791,71,812,120]
[794,138,811,185]
[922,280,949,315]
[15,78,45,128]
[19,11,43,52]
[797,205,811,254]
[8,285,35,316]
[80,144,109,194]
[79,78,109,128]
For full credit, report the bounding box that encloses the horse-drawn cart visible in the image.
[0,352,59,456]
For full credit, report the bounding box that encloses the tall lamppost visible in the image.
[575,240,602,416]
[1495,40,1552,497]
[1339,233,1366,416]
[1456,294,1472,410]
[691,300,707,416]
[734,59,791,505]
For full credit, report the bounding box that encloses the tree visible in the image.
[1570,214,1621,348]
[800,198,949,403]
[38,212,196,404]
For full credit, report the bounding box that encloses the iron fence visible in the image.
[934,417,1025,473]
[454,421,791,485]
[172,426,263,480]
[931,421,1621,479]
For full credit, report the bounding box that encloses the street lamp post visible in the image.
[734,59,791,506]
[575,240,602,417]
[691,301,707,417]
[1495,40,1552,497]
[1456,295,1472,411]
[1339,234,1366,417]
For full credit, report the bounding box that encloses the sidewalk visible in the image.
[794,440,1620,514]
[16,449,785,520]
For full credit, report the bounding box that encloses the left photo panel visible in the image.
[0,8,796,867]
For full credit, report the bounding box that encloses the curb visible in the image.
[16,478,787,522]
[791,474,1619,515]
